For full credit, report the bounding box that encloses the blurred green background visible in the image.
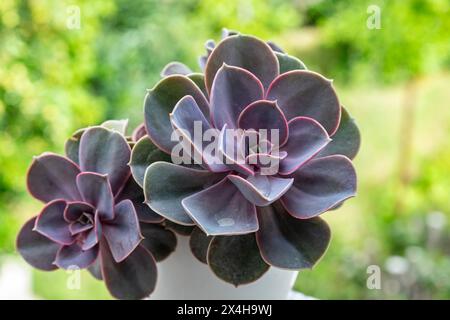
[1,0,450,299]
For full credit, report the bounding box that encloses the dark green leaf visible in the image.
[207,234,269,286]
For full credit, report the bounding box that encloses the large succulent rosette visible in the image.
[17,121,176,299]
[134,33,360,285]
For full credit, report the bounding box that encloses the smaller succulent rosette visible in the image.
[135,31,360,285]
[17,121,176,299]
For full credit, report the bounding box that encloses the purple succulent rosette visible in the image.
[135,32,360,285]
[17,121,176,299]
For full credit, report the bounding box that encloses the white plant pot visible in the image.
[150,235,298,300]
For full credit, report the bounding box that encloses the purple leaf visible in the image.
[228,174,293,206]
[140,223,177,262]
[210,64,264,129]
[132,123,147,142]
[144,75,209,154]
[205,35,279,92]
[256,202,331,269]
[267,40,284,53]
[160,62,192,77]
[27,153,81,203]
[198,55,207,71]
[279,117,331,175]
[55,243,98,269]
[218,125,255,176]
[79,126,131,195]
[237,100,289,145]
[76,172,115,221]
[34,200,73,245]
[246,154,287,176]
[266,70,341,135]
[103,200,143,263]
[115,176,164,223]
[64,201,95,222]
[170,95,228,172]
[281,155,357,219]
[182,178,258,236]
[317,107,361,160]
[69,221,93,235]
[81,213,101,251]
[16,217,60,271]
[143,162,226,225]
[101,242,157,300]
[88,257,103,280]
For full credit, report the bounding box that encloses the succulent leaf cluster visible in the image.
[17,30,360,296]
[17,121,176,299]
[134,31,360,285]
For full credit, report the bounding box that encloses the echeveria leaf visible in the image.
[27,153,81,203]
[55,243,98,269]
[101,242,157,300]
[267,40,284,53]
[245,152,287,175]
[317,107,361,160]
[115,176,164,223]
[103,200,142,263]
[198,56,207,72]
[205,34,279,91]
[34,200,73,245]
[281,155,357,219]
[276,52,307,74]
[79,126,131,195]
[130,136,171,188]
[101,119,129,135]
[64,201,94,222]
[160,62,192,77]
[279,117,330,175]
[267,70,341,135]
[16,217,59,271]
[228,174,293,206]
[69,221,93,235]
[80,213,101,251]
[144,75,209,154]
[218,125,255,176]
[188,73,208,97]
[210,64,264,129]
[237,100,289,145]
[65,129,85,164]
[164,220,195,236]
[88,257,103,280]
[182,178,258,236]
[144,162,225,225]
[132,123,147,142]
[140,223,177,262]
[76,172,115,221]
[189,227,212,264]
[256,202,331,269]
[171,95,228,172]
[207,234,269,286]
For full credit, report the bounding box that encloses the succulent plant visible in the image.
[17,121,176,299]
[135,32,360,285]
